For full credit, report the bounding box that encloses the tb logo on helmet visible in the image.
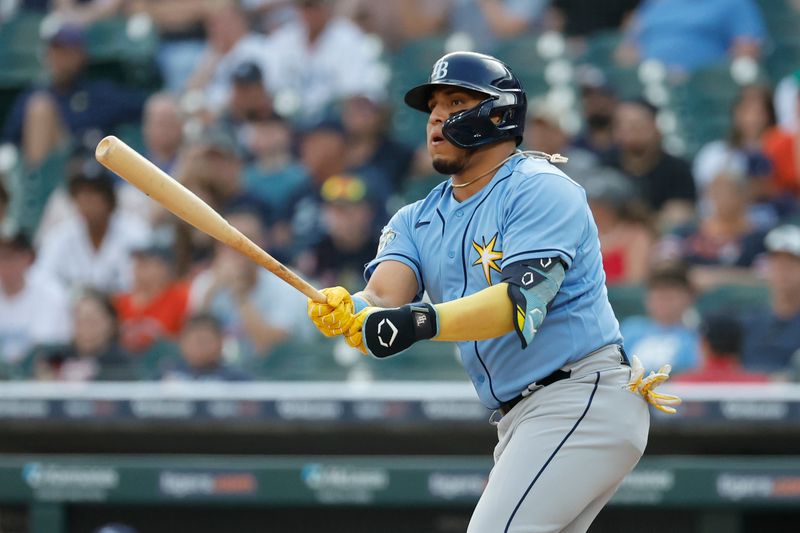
[431,60,448,81]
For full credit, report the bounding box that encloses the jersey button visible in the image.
[448,250,455,258]
[456,210,464,217]
[477,375,485,384]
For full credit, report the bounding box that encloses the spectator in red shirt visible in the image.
[675,314,770,383]
[114,242,190,354]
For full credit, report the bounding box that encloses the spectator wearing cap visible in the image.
[572,65,619,167]
[616,0,767,73]
[0,232,70,371]
[342,94,414,191]
[611,99,696,228]
[741,224,800,374]
[35,156,149,294]
[32,289,134,382]
[189,209,309,362]
[113,241,190,354]
[259,0,386,119]
[297,174,380,292]
[185,0,270,116]
[161,313,249,381]
[584,170,655,285]
[675,314,770,383]
[694,85,797,222]
[1,22,145,167]
[620,262,700,374]
[222,61,276,138]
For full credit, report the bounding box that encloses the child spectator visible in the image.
[675,314,770,383]
[114,241,190,354]
[160,313,249,382]
[620,262,700,374]
[741,224,800,374]
[33,289,134,381]
[0,232,70,369]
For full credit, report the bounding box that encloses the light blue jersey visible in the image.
[366,154,622,409]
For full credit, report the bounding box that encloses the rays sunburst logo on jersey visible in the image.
[472,233,503,286]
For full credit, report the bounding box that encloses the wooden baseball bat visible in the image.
[95,135,326,303]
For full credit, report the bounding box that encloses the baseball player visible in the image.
[308,51,680,532]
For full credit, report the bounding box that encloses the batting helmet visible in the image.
[404,51,527,149]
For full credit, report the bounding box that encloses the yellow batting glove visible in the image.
[627,355,682,414]
[344,307,379,355]
[307,287,357,337]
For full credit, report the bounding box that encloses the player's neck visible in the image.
[451,141,516,202]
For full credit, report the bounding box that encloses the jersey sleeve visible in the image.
[500,173,588,270]
[364,204,424,299]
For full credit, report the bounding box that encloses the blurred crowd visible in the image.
[0,0,799,384]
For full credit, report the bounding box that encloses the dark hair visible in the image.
[619,97,659,120]
[647,262,692,291]
[729,84,777,148]
[183,313,223,335]
[75,288,120,339]
[700,314,742,356]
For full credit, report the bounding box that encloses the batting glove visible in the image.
[626,355,682,414]
[307,287,359,337]
[345,304,438,358]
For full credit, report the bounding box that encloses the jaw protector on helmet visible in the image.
[442,91,526,149]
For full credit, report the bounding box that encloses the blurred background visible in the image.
[0,0,800,531]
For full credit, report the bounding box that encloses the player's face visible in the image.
[426,88,484,174]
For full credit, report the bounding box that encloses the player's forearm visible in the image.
[433,283,514,342]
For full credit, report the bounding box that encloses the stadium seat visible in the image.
[695,284,770,316]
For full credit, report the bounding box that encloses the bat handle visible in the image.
[301,283,327,304]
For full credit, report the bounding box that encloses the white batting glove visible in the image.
[627,355,682,414]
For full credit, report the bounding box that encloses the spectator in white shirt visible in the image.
[261,0,387,120]
[0,232,70,368]
[185,0,271,116]
[35,158,149,295]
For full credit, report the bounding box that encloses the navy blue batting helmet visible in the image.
[404,51,527,149]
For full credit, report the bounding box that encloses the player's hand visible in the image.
[307,287,358,337]
[626,355,682,414]
[344,306,378,355]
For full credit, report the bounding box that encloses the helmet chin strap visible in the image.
[450,150,569,189]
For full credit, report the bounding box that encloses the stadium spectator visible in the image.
[661,171,767,290]
[692,85,789,226]
[35,157,149,294]
[33,289,134,381]
[185,0,270,115]
[523,99,601,182]
[0,181,8,227]
[675,314,770,383]
[160,313,249,381]
[297,174,380,292]
[241,117,308,224]
[396,0,549,53]
[260,0,387,119]
[584,170,655,285]
[129,0,209,93]
[549,0,640,38]
[572,65,619,166]
[114,241,190,354]
[620,262,700,374]
[220,62,276,147]
[616,0,767,73]
[342,94,414,191]
[118,92,185,224]
[0,232,70,369]
[611,99,696,227]
[189,209,308,362]
[741,224,800,374]
[1,23,145,167]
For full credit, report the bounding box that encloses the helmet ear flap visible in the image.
[442,98,523,149]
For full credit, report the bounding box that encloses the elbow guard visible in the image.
[502,258,565,349]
